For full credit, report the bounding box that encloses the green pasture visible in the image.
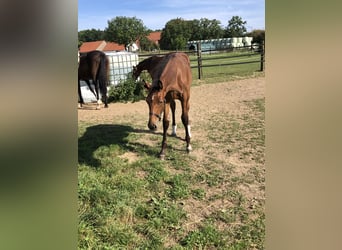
[191,51,263,84]
[138,50,264,85]
[78,97,265,248]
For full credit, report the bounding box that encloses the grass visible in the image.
[78,91,265,249]
[189,50,263,84]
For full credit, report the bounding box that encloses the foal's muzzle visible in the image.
[148,123,157,131]
[148,112,161,131]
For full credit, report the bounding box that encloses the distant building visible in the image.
[79,40,125,53]
[79,31,161,53]
[126,42,139,52]
[147,31,161,46]
[187,37,253,51]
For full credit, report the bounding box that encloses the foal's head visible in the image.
[144,80,165,131]
[132,65,141,80]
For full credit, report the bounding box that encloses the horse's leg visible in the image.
[103,90,108,108]
[170,99,177,136]
[101,80,108,108]
[160,103,170,160]
[96,78,108,108]
[86,80,97,99]
[78,79,84,107]
[181,98,192,152]
[94,79,102,109]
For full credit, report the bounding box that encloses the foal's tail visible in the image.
[97,53,109,107]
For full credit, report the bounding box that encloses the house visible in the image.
[103,42,126,52]
[147,31,161,46]
[79,40,125,53]
[79,31,161,53]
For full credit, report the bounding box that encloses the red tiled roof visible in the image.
[103,42,125,51]
[79,40,125,53]
[79,41,106,53]
[147,32,161,44]
[79,34,161,52]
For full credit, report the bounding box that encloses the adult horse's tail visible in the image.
[97,53,109,107]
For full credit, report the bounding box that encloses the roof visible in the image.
[147,32,161,44]
[79,32,161,52]
[79,41,106,53]
[79,40,125,53]
[103,42,125,51]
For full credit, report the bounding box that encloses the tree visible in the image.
[248,29,265,44]
[188,19,202,41]
[139,36,159,51]
[188,18,224,41]
[104,16,148,47]
[78,29,105,47]
[159,18,192,50]
[225,16,247,37]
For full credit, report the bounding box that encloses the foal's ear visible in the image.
[143,79,151,90]
[158,80,163,90]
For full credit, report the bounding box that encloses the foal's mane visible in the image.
[138,55,161,71]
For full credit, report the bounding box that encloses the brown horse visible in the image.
[133,55,179,137]
[78,50,109,108]
[143,52,192,159]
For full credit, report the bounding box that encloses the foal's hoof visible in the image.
[159,154,165,160]
[186,145,192,152]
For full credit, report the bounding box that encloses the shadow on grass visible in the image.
[78,124,188,168]
[78,124,135,168]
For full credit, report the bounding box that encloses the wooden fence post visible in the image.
[260,40,265,71]
[197,42,203,79]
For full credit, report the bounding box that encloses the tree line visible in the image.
[78,16,265,51]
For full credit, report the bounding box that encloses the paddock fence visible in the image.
[137,41,265,80]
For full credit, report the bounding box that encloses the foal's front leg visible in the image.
[159,103,170,160]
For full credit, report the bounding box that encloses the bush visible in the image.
[108,75,146,103]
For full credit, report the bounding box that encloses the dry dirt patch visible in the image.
[78,77,265,125]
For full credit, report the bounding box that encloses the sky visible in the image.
[78,0,264,32]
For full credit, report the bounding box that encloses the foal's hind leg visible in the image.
[181,98,192,152]
[170,99,177,136]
